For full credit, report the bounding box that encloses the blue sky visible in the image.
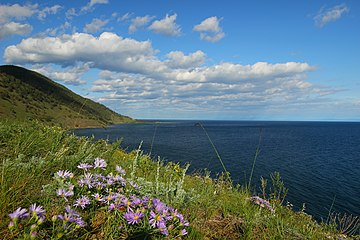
[1,0,359,121]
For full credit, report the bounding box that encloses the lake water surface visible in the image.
[73,120,360,220]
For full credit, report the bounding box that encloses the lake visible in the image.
[73,120,360,220]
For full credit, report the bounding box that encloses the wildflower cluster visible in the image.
[249,196,275,213]
[7,158,189,239]
[8,204,45,239]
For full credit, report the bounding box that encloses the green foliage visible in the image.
[0,65,134,129]
[0,120,358,239]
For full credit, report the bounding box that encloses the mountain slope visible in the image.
[0,65,133,128]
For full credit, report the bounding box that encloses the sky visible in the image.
[0,0,359,121]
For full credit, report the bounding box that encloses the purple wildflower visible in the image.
[149,211,164,228]
[30,231,37,239]
[116,165,126,175]
[106,175,115,186]
[114,175,126,186]
[56,188,74,201]
[93,193,104,202]
[158,221,169,236]
[56,170,73,179]
[250,196,275,213]
[57,213,74,223]
[9,207,29,220]
[94,158,107,170]
[131,197,142,207]
[65,205,80,217]
[78,173,93,188]
[123,211,144,225]
[74,196,91,209]
[58,206,81,224]
[29,203,45,217]
[8,221,14,229]
[77,163,93,171]
[74,217,86,227]
[108,203,116,211]
[181,229,188,236]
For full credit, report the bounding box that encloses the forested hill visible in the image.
[0,65,133,128]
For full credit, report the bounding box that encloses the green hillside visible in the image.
[0,65,133,128]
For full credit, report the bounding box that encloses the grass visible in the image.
[0,119,359,239]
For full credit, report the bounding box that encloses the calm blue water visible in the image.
[73,120,360,220]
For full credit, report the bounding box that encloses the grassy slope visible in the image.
[0,65,134,128]
[1,120,357,239]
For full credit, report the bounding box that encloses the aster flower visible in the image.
[29,203,45,217]
[130,197,142,207]
[92,193,104,202]
[30,231,37,239]
[78,173,93,188]
[74,217,86,227]
[65,205,80,217]
[56,170,74,179]
[181,229,188,236]
[9,207,29,220]
[158,221,169,236]
[77,163,93,171]
[94,158,107,170]
[250,196,275,213]
[149,211,164,228]
[152,198,166,213]
[56,188,74,201]
[123,211,144,225]
[74,196,91,209]
[116,165,126,175]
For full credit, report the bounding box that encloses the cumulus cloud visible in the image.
[0,3,37,23]
[4,31,337,118]
[0,22,32,39]
[31,64,90,85]
[81,0,109,12]
[193,16,225,42]
[129,15,155,34]
[37,5,62,20]
[314,4,349,27]
[91,60,328,119]
[165,50,205,69]
[148,14,181,36]
[4,32,163,75]
[83,18,109,33]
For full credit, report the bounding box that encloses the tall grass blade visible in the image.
[199,122,231,183]
[248,128,262,190]
[149,124,158,156]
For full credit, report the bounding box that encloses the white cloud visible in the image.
[37,5,62,20]
[44,21,72,36]
[31,64,90,85]
[83,18,109,33]
[193,16,225,42]
[81,0,109,12]
[118,12,132,22]
[0,22,32,39]
[4,31,337,118]
[148,14,181,36]
[65,8,77,19]
[0,3,37,23]
[314,4,349,27]
[129,15,155,34]
[4,32,162,75]
[91,60,328,119]
[165,50,205,69]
